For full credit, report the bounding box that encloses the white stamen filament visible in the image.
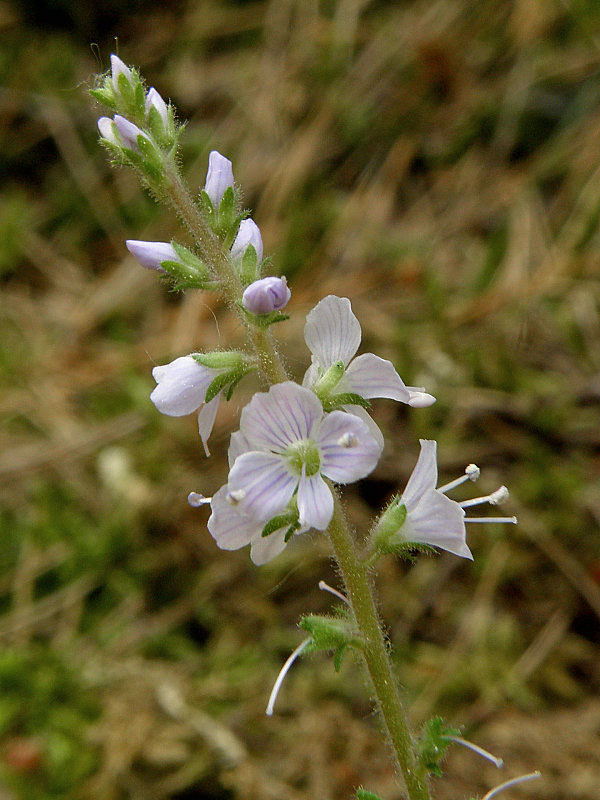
[338,432,358,448]
[187,492,212,507]
[482,771,541,800]
[444,736,503,768]
[318,580,350,606]
[465,516,517,524]
[438,464,480,494]
[266,638,311,716]
[227,489,246,504]
[460,486,509,509]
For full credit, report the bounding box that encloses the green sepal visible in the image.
[136,134,164,179]
[147,105,167,144]
[204,366,251,404]
[239,244,258,284]
[89,88,116,109]
[223,213,247,250]
[416,716,460,778]
[199,190,215,221]
[299,614,363,654]
[261,513,297,538]
[224,370,247,400]
[333,644,347,672]
[117,71,136,110]
[134,81,146,118]
[192,350,246,369]
[321,392,371,411]
[237,303,291,329]
[217,186,236,229]
[356,790,385,800]
[284,522,301,542]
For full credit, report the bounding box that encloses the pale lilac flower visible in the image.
[230,219,263,265]
[242,277,291,315]
[381,439,516,559]
[110,54,133,93]
[146,87,168,126]
[126,240,179,273]
[151,356,227,456]
[204,151,234,207]
[227,382,381,531]
[303,296,435,446]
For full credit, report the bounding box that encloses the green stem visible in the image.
[327,496,431,800]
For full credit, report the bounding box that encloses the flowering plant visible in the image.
[91,55,534,800]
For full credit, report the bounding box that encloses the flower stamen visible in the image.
[460,485,509,508]
[437,463,480,493]
[266,637,311,716]
[443,735,503,768]
[482,771,541,800]
[318,580,350,606]
[465,516,517,524]
[187,492,212,507]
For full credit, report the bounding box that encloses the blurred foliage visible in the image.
[1,0,600,798]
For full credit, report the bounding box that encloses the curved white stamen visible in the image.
[227,489,246,504]
[266,638,311,716]
[187,492,212,507]
[444,736,503,768]
[460,486,509,509]
[338,432,358,448]
[318,580,350,606]
[482,771,541,800]
[438,464,480,494]
[465,516,517,524]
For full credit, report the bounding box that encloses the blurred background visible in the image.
[1,0,600,798]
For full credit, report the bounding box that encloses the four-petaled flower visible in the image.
[224,382,381,532]
[303,296,435,446]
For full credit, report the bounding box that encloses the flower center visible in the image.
[286,440,321,477]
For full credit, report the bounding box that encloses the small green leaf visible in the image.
[321,392,371,411]
[356,790,385,800]
[204,370,233,403]
[89,88,116,109]
[261,514,296,538]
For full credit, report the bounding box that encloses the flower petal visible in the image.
[345,353,411,402]
[197,395,220,456]
[297,472,333,530]
[302,359,320,388]
[400,439,438,509]
[228,430,251,468]
[250,528,289,565]
[228,451,297,521]
[208,485,261,550]
[304,295,361,369]
[403,490,472,559]
[406,387,436,408]
[150,356,214,416]
[318,410,381,483]
[240,382,323,452]
[342,405,384,450]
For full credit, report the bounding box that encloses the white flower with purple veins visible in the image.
[126,240,180,273]
[204,151,234,207]
[227,382,381,531]
[375,439,516,559]
[243,277,291,315]
[303,295,436,446]
[203,432,309,565]
[151,356,227,456]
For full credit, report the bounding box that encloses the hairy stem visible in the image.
[327,496,431,800]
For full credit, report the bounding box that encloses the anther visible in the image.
[438,464,481,494]
[187,492,212,507]
[337,432,358,448]
[459,485,509,509]
[227,489,246,504]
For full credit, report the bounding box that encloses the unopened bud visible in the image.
[113,114,145,150]
[126,240,179,272]
[97,116,118,146]
[110,54,133,94]
[204,151,234,207]
[231,219,263,265]
[146,87,168,126]
[242,276,290,315]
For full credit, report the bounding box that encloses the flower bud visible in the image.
[230,219,263,265]
[110,54,133,94]
[146,87,168,126]
[113,114,145,150]
[97,116,118,146]
[204,151,234,207]
[242,276,291,315]
[126,240,179,272]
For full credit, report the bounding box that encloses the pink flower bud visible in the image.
[231,219,263,265]
[126,240,179,272]
[204,151,234,206]
[242,277,291,315]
